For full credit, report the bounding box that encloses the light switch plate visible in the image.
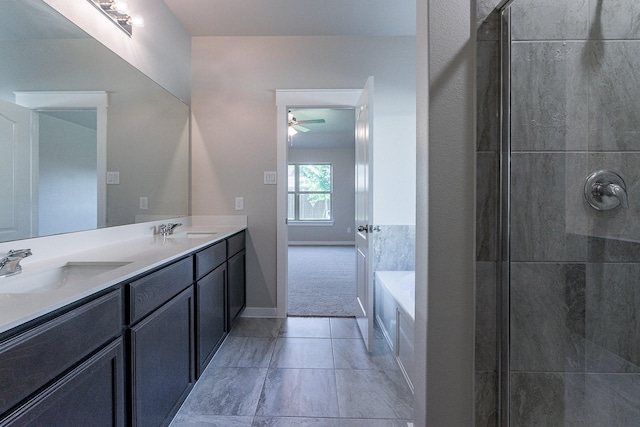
[235,197,244,211]
[139,197,148,210]
[264,171,277,185]
[106,171,120,185]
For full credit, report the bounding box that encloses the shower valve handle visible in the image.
[584,170,629,211]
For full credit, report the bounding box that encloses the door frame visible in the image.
[275,89,362,318]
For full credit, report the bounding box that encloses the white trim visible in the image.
[13,91,109,229]
[241,307,279,318]
[14,91,109,109]
[275,89,362,318]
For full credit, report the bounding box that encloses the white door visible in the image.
[0,100,34,241]
[355,77,374,351]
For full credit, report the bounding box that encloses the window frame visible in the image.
[288,162,333,224]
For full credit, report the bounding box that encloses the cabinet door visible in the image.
[227,249,245,330]
[130,288,195,427]
[196,263,226,376]
[0,338,124,427]
[0,289,121,417]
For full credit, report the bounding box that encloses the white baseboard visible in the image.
[288,241,355,246]
[241,307,279,318]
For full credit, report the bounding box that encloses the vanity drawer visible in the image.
[128,257,193,324]
[227,231,245,257]
[0,289,122,417]
[195,241,226,280]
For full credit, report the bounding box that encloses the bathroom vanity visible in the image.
[0,223,246,427]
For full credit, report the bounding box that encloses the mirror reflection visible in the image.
[0,0,189,243]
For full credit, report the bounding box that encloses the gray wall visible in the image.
[415,0,476,424]
[507,0,640,424]
[191,35,416,312]
[287,147,355,244]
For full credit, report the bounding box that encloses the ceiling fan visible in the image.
[288,111,325,134]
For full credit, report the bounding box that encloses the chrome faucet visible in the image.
[157,223,182,237]
[0,249,33,277]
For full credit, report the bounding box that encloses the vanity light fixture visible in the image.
[88,0,144,36]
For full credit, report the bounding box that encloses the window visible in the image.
[288,163,332,222]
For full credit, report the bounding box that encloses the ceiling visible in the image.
[161,2,409,149]
[288,108,355,150]
[162,0,416,37]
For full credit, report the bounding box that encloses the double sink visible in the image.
[0,231,218,295]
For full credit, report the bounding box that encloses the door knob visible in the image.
[357,225,368,232]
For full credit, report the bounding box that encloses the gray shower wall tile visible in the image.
[585,340,640,373]
[588,42,640,151]
[510,262,586,372]
[510,0,589,41]
[475,371,498,427]
[585,373,640,426]
[586,263,640,368]
[510,373,586,427]
[511,41,589,152]
[589,0,640,40]
[510,152,589,262]
[587,236,640,263]
[372,225,415,272]
[476,262,497,372]
[477,41,500,153]
[476,153,498,262]
[477,0,501,41]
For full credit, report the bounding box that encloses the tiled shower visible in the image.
[476,0,640,425]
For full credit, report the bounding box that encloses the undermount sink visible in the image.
[0,261,132,294]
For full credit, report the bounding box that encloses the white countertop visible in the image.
[0,224,245,335]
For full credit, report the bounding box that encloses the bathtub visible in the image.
[375,270,415,392]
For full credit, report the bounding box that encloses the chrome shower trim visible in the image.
[497,7,512,427]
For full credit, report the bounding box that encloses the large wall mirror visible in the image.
[0,0,189,243]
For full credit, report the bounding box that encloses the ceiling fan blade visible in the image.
[293,124,310,132]
[295,119,326,124]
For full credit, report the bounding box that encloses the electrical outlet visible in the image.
[139,197,148,210]
[106,171,120,185]
[264,171,277,185]
[235,197,244,210]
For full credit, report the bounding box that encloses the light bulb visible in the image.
[131,15,145,27]
[114,0,129,14]
[288,126,297,136]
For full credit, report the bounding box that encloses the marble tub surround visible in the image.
[0,215,247,335]
[170,317,413,426]
[372,225,415,272]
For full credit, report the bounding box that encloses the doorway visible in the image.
[286,107,356,316]
[275,89,363,319]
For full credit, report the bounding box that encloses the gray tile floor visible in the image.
[170,317,413,427]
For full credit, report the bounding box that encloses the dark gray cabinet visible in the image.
[226,231,246,330]
[195,263,226,376]
[1,338,124,427]
[127,259,195,427]
[0,228,246,427]
[129,287,194,427]
[0,289,123,426]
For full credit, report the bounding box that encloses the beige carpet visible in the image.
[287,246,356,317]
